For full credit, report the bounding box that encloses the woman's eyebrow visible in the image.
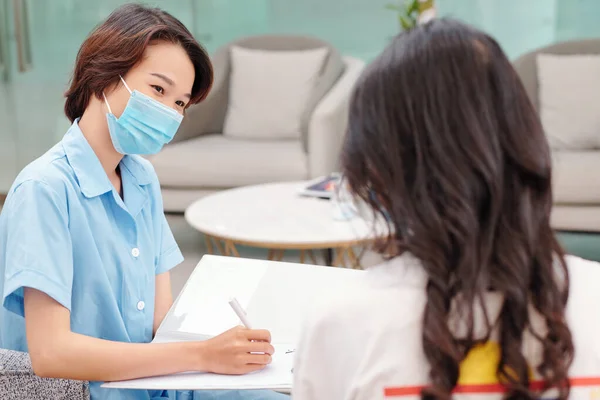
[150,72,174,86]
[150,72,191,98]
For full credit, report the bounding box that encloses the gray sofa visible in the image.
[147,35,365,212]
[513,39,600,232]
[0,349,89,399]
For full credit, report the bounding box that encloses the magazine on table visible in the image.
[298,173,341,199]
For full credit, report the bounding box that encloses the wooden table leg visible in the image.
[333,247,348,267]
[322,248,334,266]
[214,239,225,256]
[299,250,306,263]
[223,241,230,256]
[267,249,275,260]
[347,247,362,269]
[204,235,214,254]
[307,250,318,264]
[231,242,241,257]
[275,249,285,261]
[224,240,240,257]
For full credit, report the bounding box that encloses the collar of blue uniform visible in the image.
[62,119,152,198]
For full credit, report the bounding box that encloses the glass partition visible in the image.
[1,0,599,194]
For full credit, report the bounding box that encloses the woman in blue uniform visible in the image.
[0,4,287,400]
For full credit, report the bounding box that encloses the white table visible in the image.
[184,182,385,268]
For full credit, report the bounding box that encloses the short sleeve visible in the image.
[155,213,184,275]
[2,180,73,317]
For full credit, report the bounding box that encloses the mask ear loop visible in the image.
[119,75,132,94]
[102,92,113,115]
[103,76,132,115]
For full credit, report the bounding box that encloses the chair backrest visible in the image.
[513,39,600,111]
[211,35,345,149]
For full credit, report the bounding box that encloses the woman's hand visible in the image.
[197,326,275,375]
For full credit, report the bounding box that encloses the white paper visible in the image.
[102,344,295,391]
[105,255,365,391]
[156,256,269,339]
[157,255,364,344]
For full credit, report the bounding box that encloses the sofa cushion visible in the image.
[223,46,329,141]
[551,205,600,232]
[149,134,308,188]
[553,151,600,204]
[537,54,600,150]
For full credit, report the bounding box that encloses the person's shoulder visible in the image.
[565,255,600,293]
[10,144,74,199]
[1,152,75,222]
[565,254,600,271]
[304,254,427,334]
[561,256,600,372]
[562,255,600,327]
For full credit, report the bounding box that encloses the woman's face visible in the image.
[106,41,195,117]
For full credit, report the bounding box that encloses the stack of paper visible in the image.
[103,344,295,391]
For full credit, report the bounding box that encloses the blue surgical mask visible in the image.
[103,76,183,155]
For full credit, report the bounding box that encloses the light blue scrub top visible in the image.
[0,120,184,399]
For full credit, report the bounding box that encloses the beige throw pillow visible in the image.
[223,46,329,140]
[537,54,600,150]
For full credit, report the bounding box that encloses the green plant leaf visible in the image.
[400,15,414,30]
[388,0,431,31]
[409,0,419,14]
[405,0,419,15]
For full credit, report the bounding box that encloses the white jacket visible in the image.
[293,253,600,399]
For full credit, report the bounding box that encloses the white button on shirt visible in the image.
[131,247,140,258]
[0,121,185,400]
[136,301,145,311]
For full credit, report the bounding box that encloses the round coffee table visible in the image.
[184,181,385,268]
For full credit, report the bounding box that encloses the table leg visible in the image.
[346,247,362,269]
[267,249,275,260]
[322,248,334,266]
[204,235,214,254]
[299,250,306,263]
[333,248,347,267]
[223,241,230,256]
[275,249,285,261]
[224,240,240,257]
[231,242,241,257]
[214,239,226,256]
[307,250,318,264]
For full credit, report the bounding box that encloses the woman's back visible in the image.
[293,19,579,399]
[294,254,600,399]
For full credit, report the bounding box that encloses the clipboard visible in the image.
[102,255,365,391]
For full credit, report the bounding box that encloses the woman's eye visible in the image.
[152,85,164,94]
[175,100,186,108]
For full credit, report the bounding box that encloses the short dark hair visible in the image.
[64,3,213,122]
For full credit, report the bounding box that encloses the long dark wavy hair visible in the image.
[342,19,573,399]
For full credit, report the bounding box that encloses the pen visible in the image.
[228,297,253,329]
